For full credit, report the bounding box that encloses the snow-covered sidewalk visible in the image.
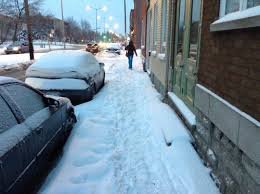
[39,54,219,194]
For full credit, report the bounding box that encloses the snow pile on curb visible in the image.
[40,54,219,194]
[0,53,46,71]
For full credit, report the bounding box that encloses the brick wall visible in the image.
[133,0,142,48]
[198,0,260,121]
[141,0,147,57]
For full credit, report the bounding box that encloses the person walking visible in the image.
[125,40,137,70]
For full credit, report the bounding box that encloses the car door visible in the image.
[21,42,29,53]
[1,83,65,193]
[173,0,202,111]
[0,90,32,193]
[3,83,63,154]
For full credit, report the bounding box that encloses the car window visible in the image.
[0,96,18,133]
[4,84,46,119]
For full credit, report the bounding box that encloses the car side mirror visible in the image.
[47,97,60,110]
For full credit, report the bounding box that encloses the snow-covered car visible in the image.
[5,41,29,54]
[105,43,121,55]
[25,50,105,104]
[0,76,76,194]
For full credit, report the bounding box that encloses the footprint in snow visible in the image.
[72,154,101,167]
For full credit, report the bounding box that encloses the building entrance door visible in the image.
[172,0,201,111]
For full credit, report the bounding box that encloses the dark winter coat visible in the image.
[125,44,137,56]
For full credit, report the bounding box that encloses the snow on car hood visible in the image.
[26,50,100,79]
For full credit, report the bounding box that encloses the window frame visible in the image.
[0,91,19,131]
[211,0,260,31]
[220,0,256,17]
[160,0,168,54]
[153,2,159,52]
[2,83,48,121]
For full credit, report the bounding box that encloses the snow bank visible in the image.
[40,53,219,194]
[25,78,89,90]
[26,50,100,79]
[168,92,196,126]
[0,53,45,69]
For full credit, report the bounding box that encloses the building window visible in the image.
[188,0,201,61]
[220,0,260,16]
[247,0,260,8]
[153,3,158,51]
[160,0,167,53]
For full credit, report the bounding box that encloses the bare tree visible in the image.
[5,0,44,41]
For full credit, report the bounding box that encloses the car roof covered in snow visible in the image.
[26,50,100,79]
[0,76,20,85]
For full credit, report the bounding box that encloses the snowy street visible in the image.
[39,53,219,194]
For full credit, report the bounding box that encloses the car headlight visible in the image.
[3,47,7,50]
[13,47,19,51]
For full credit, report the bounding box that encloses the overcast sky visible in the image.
[42,0,134,35]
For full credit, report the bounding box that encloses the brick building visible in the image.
[193,1,260,193]
[145,0,170,95]
[130,0,147,51]
[141,0,260,193]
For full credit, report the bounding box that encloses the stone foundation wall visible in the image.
[193,110,260,194]
[150,72,166,96]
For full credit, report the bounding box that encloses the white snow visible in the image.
[25,78,89,90]
[39,54,219,194]
[26,50,100,79]
[197,84,260,127]
[0,53,45,69]
[168,92,196,127]
[213,5,260,24]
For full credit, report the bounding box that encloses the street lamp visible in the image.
[85,5,107,42]
[108,16,113,21]
[124,0,126,37]
[113,23,119,30]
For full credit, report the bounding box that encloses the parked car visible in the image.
[105,43,121,55]
[0,42,12,55]
[0,76,76,194]
[5,41,29,54]
[86,43,99,55]
[25,50,105,104]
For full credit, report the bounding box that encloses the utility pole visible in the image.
[61,0,65,49]
[124,0,127,37]
[95,8,98,42]
[24,0,34,60]
[86,5,107,42]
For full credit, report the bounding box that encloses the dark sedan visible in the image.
[0,76,76,194]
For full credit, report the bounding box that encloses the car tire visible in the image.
[101,73,105,88]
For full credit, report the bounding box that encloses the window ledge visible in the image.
[151,51,157,57]
[157,53,166,61]
[210,6,260,32]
